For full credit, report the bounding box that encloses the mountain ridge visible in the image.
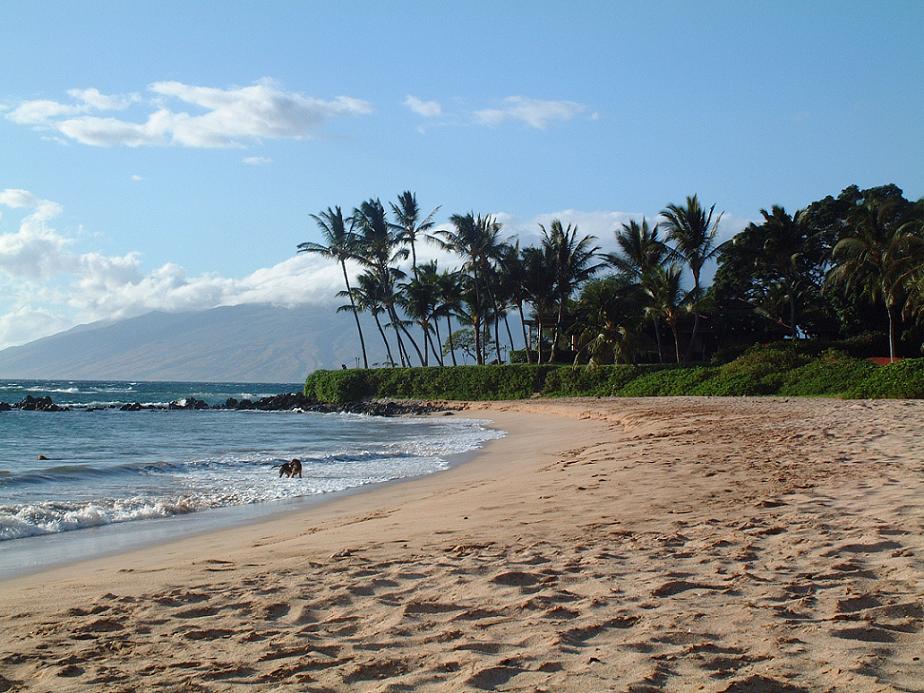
[0,304,391,383]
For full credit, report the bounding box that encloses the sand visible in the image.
[1,397,922,692]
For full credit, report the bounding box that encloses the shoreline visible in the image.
[0,411,499,582]
[1,398,922,691]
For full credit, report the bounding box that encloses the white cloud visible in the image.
[241,156,272,166]
[7,99,84,125]
[7,79,373,148]
[473,96,586,129]
[8,88,138,125]
[404,95,442,118]
[67,87,138,111]
[130,174,144,182]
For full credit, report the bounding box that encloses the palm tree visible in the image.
[521,245,557,363]
[753,206,815,338]
[660,195,723,362]
[298,206,368,369]
[605,218,666,279]
[434,213,504,364]
[399,260,442,366]
[390,191,440,281]
[435,269,463,366]
[339,270,397,367]
[539,219,602,362]
[352,198,425,366]
[826,199,916,362]
[644,264,687,364]
[497,242,531,362]
[606,218,669,362]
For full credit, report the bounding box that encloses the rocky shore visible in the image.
[0,393,452,416]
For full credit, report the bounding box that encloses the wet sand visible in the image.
[1,397,922,691]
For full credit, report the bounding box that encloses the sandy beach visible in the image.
[1,397,922,692]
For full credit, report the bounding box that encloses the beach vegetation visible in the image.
[299,183,924,391]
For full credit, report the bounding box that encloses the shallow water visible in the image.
[0,380,502,549]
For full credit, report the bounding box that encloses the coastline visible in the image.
[0,410,500,582]
[1,398,922,691]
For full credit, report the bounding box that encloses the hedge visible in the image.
[304,347,924,403]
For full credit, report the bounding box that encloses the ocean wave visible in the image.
[0,497,204,541]
[24,386,81,394]
[0,448,428,488]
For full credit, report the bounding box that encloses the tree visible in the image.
[604,218,666,280]
[399,260,443,366]
[660,195,723,361]
[606,218,669,362]
[644,264,687,363]
[521,245,557,363]
[539,219,602,361]
[339,270,397,367]
[434,213,504,364]
[826,198,917,361]
[715,206,827,339]
[352,198,424,366]
[497,241,529,360]
[298,206,368,369]
[390,191,440,281]
[573,275,646,365]
[435,269,463,366]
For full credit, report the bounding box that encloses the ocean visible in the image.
[0,379,502,576]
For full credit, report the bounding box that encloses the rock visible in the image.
[168,397,210,410]
[120,402,144,411]
[0,402,11,411]
[37,454,48,460]
[16,395,67,412]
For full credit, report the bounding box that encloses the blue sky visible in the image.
[0,1,922,347]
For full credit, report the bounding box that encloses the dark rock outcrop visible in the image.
[168,397,210,410]
[16,395,67,411]
[0,402,11,411]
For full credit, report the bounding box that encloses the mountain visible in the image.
[0,304,394,383]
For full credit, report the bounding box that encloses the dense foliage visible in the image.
[305,347,924,402]
[299,184,923,376]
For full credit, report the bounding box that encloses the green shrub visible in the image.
[541,364,645,397]
[616,366,718,396]
[845,358,924,398]
[693,344,810,395]
[778,350,876,396]
[304,351,923,403]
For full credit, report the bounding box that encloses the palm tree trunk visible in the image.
[536,320,544,364]
[425,320,442,366]
[503,314,515,355]
[493,312,502,363]
[517,303,531,364]
[652,316,664,363]
[387,304,408,367]
[886,300,896,363]
[551,296,565,363]
[399,319,425,366]
[670,320,681,364]
[472,264,483,365]
[373,312,395,367]
[419,320,429,366]
[432,316,445,366]
[411,239,418,282]
[341,262,368,369]
[789,291,797,339]
[684,276,701,363]
[446,315,457,366]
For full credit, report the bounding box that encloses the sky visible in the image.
[1,1,922,348]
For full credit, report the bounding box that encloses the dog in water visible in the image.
[278,458,303,478]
